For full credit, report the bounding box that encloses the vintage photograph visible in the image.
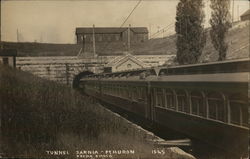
[0,0,249,158]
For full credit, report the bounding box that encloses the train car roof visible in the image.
[83,58,249,79]
[153,72,249,83]
[158,58,250,75]
[160,58,250,69]
[82,72,249,83]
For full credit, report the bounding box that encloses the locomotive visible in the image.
[79,58,249,157]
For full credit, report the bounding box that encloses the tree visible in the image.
[175,0,206,64]
[210,0,231,61]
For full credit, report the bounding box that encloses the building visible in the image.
[75,27,148,44]
[104,54,148,73]
[240,9,250,21]
[0,49,17,67]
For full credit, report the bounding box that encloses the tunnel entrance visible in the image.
[72,71,94,89]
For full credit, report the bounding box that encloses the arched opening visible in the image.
[72,71,94,89]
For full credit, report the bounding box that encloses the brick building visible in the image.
[75,27,148,44]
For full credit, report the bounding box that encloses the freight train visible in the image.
[78,58,249,157]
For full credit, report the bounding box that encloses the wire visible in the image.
[150,22,175,39]
[98,0,142,54]
[120,0,142,27]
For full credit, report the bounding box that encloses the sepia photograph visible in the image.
[0,0,249,158]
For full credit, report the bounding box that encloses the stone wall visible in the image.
[16,55,174,86]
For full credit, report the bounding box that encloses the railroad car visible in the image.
[79,58,249,157]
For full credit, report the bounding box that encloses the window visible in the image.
[124,85,129,99]
[98,35,102,42]
[176,90,189,113]
[137,87,146,102]
[156,88,164,107]
[207,92,225,121]
[191,91,205,117]
[165,89,175,109]
[230,102,241,125]
[107,36,111,41]
[3,58,8,65]
[141,87,147,101]
[241,106,248,127]
[128,86,134,99]
[131,87,138,100]
[115,35,120,41]
[229,94,248,126]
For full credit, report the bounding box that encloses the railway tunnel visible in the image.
[72,71,94,89]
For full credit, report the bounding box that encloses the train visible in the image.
[78,58,249,157]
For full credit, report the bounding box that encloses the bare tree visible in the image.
[175,0,206,64]
[210,0,231,61]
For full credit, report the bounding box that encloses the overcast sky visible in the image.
[1,0,249,44]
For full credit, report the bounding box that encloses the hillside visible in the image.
[1,42,82,56]
[200,21,250,62]
[133,20,250,61]
[1,21,249,59]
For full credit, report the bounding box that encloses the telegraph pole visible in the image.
[92,24,96,57]
[237,5,239,21]
[149,23,151,39]
[82,35,85,53]
[0,1,1,43]
[127,24,131,52]
[0,0,2,49]
[232,0,234,23]
[16,29,19,42]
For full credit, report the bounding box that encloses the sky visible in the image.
[1,0,249,44]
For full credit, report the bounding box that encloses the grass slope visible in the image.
[0,66,155,158]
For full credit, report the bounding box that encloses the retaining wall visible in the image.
[16,55,174,85]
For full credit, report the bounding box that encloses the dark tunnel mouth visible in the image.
[72,71,94,89]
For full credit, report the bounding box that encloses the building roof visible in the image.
[241,9,250,17]
[106,54,146,68]
[0,49,17,56]
[76,27,148,34]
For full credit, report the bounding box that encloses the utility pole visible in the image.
[92,24,96,57]
[65,64,69,85]
[127,24,131,52]
[17,29,19,42]
[232,0,234,23]
[0,1,2,49]
[0,1,1,45]
[82,35,85,53]
[40,33,43,43]
[237,5,239,21]
[149,23,151,39]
